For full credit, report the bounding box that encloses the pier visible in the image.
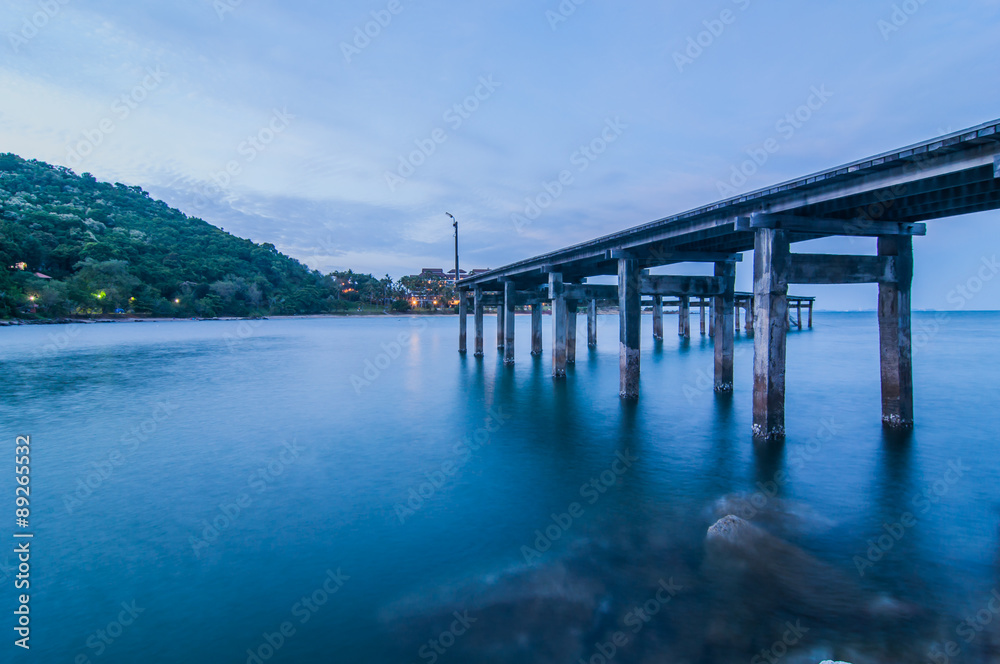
[457,120,1000,441]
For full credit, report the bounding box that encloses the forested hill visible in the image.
[0,153,334,318]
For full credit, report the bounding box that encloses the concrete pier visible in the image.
[877,236,914,429]
[504,280,516,365]
[531,303,543,356]
[496,302,505,351]
[474,287,484,357]
[550,273,567,378]
[587,299,597,347]
[752,229,790,442]
[458,291,468,354]
[714,262,736,392]
[652,295,663,341]
[679,295,691,338]
[458,120,998,438]
[567,302,578,364]
[619,259,641,399]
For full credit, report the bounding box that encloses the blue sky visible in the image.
[2,0,999,309]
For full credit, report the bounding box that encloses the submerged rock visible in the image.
[705,492,837,537]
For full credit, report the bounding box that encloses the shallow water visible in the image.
[2,312,999,662]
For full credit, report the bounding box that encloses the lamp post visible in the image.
[446,212,458,285]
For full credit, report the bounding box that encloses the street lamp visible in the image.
[446,212,459,285]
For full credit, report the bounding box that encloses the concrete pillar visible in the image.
[504,280,516,365]
[714,262,736,393]
[619,259,641,399]
[745,297,755,334]
[567,301,578,364]
[679,295,691,338]
[796,301,803,329]
[458,290,468,353]
[878,236,914,429]
[808,301,813,328]
[474,287,484,357]
[496,302,505,351]
[587,299,598,347]
[652,295,663,340]
[752,228,790,441]
[531,303,542,356]
[550,273,567,378]
[700,297,707,336]
[709,300,716,337]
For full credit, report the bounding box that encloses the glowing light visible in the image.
[174,298,181,304]
[94,290,106,300]
[28,295,36,302]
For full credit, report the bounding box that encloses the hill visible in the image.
[0,154,347,318]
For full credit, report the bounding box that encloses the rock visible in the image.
[706,492,837,536]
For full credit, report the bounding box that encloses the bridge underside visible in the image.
[457,120,1000,442]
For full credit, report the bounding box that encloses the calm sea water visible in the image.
[2,312,999,663]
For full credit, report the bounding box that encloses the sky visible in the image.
[1,0,999,310]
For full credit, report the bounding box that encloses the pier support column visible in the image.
[550,273,568,378]
[503,280,516,365]
[709,300,716,337]
[679,295,691,338]
[496,301,505,351]
[619,259,641,399]
[458,290,468,353]
[652,295,663,340]
[714,262,736,392]
[700,297,707,336]
[587,299,597,347]
[474,287,484,357]
[752,228,790,441]
[531,303,542,356]
[878,236,914,429]
[796,301,803,329]
[567,301,578,364]
[808,301,813,328]
[745,297,755,334]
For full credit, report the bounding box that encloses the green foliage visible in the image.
[0,154,378,318]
